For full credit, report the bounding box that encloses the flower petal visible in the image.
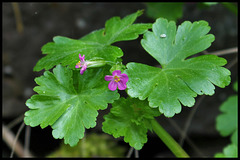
[112,70,121,76]
[108,80,118,91]
[120,73,129,83]
[80,54,85,62]
[75,65,80,68]
[117,80,127,90]
[104,75,113,81]
[80,64,87,75]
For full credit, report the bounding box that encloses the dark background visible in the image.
[2,2,238,158]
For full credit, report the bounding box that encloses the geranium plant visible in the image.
[24,10,231,157]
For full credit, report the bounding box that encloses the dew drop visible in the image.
[43,91,45,94]
[160,34,166,38]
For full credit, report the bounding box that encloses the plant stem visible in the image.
[151,119,190,158]
[12,3,24,34]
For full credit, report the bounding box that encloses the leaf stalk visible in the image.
[151,119,190,158]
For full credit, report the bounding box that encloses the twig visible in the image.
[167,118,204,157]
[10,121,25,158]
[179,95,206,146]
[11,3,24,34]
[24,125,32,157]
[202,50,209,55]
[135,149,139,158]
[2,122,33,157]
[6,114,24,129]
[3,123,24,157]
[226,57,238,69]
[207,47,238,56]
[126,147,134,158]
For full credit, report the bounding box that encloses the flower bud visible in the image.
[86,60,107,68]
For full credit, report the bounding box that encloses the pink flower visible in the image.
[104,70,129,91]
[75,54,87,75]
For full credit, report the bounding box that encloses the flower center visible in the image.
[76,61,81,67]
[114,76,120,82]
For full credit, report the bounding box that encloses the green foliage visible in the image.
[33,10,151,72]
[102,97,160,150]
[199,2,237,15]
[202,2,218,6]
[215,144,238,158]
[125,18,231,117]
[221,2,238,15]
[198,2,219,8]
[47,133,126,158]
[109,59,126,73]
[24,9,233,155]
[216,95,237,137]
[145,2,183,21]
[24,65,119,146]
[233,81,238,92]
[215,81,238,158]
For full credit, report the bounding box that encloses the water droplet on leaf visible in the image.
[160,34,166,38]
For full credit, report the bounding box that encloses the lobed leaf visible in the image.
[216,81,238,140]
[214,81,238,158]
[125,18,231,117]
[102,97,160,150]
[34,10,152,72]
[214,144,238,158]
[24,65,119,146]
[216,95,238,137]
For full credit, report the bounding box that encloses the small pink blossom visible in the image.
[75,54,87,75]
[104,70,129,91]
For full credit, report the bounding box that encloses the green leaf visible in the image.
[34,10,152,72]
[80,10,151,44]
[109,61,126,73]
[216,95,238,137]
[202,2,219,6]
[221,2,238,15]
[215,81,238,158]
[214,144,238,158]
[125,18,231,117]
[214,152,225,158]
[24,65,119,146]
[231,130,238,146]
[102,97,160,150]
[145,2,183,21]
[233,81,238,92]
[222,144,238,158]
